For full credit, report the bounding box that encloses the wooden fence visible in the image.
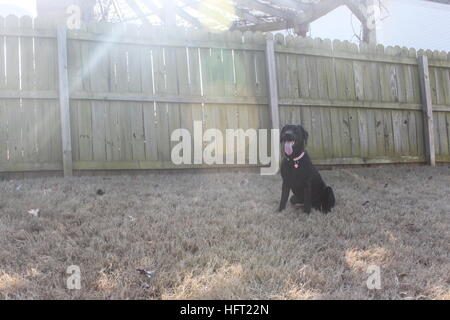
[275,35,450,165]
[0,15,449,176]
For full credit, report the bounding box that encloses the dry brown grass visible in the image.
[0,165,449,300]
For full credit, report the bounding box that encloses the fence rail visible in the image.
[0,15,449,176]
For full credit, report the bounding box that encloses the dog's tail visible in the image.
[321,186,335,213]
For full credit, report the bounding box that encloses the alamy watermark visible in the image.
[366,265,381,290]
[170,121,280,175]
[66,265,81,290]
[66,5,81,30]
[365,2,383,31]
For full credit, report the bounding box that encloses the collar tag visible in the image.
[292,152,305,169]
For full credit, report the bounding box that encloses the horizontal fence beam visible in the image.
[311,156,427,166]
[74,157,428,170]
[0,162,63,172]
[70,94,450,112]
[67,31,266,51]
[69,93,268,105]
[71,156,429,169]
[0,29,56,39]
[276,46,418,66]
[3,90,449,112]
[73,161,263,171]
[0,29,265,51]
[0,90,58,100]
[279,99,426,111]
[432,105,450,112]
[276,46,450,68]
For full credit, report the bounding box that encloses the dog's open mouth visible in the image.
[284,141,295,156]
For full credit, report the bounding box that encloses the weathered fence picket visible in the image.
[57,26,73,176]
[418,55,436,166]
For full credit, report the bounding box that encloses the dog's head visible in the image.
[280,125,309,158]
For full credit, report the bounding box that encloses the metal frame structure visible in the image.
[37,0,450,44]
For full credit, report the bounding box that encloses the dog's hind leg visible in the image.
[290,194,303,205]
[303,181,312,214]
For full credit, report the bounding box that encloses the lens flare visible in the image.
[196,0,236,31]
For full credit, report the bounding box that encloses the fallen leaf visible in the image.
[136,269,156,279]
[27,209,40,217]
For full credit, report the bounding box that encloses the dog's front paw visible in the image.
[277,206,285,212]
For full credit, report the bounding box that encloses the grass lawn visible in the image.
[0,165,449,299]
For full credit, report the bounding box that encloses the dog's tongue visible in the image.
[284,141,294,156]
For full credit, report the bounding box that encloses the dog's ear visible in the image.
[280,125,287,143]
[298,125,309,145]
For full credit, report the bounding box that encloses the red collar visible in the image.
[289,152,305,169]
[293,152,305,162]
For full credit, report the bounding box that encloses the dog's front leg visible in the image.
[303,180,312,214]
[278,182,290,212]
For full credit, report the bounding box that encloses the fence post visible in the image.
[56,25,73,177]
[417,55,436,166]
[265,37,280,130]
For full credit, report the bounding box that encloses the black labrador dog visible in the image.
[278,125,335,214]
